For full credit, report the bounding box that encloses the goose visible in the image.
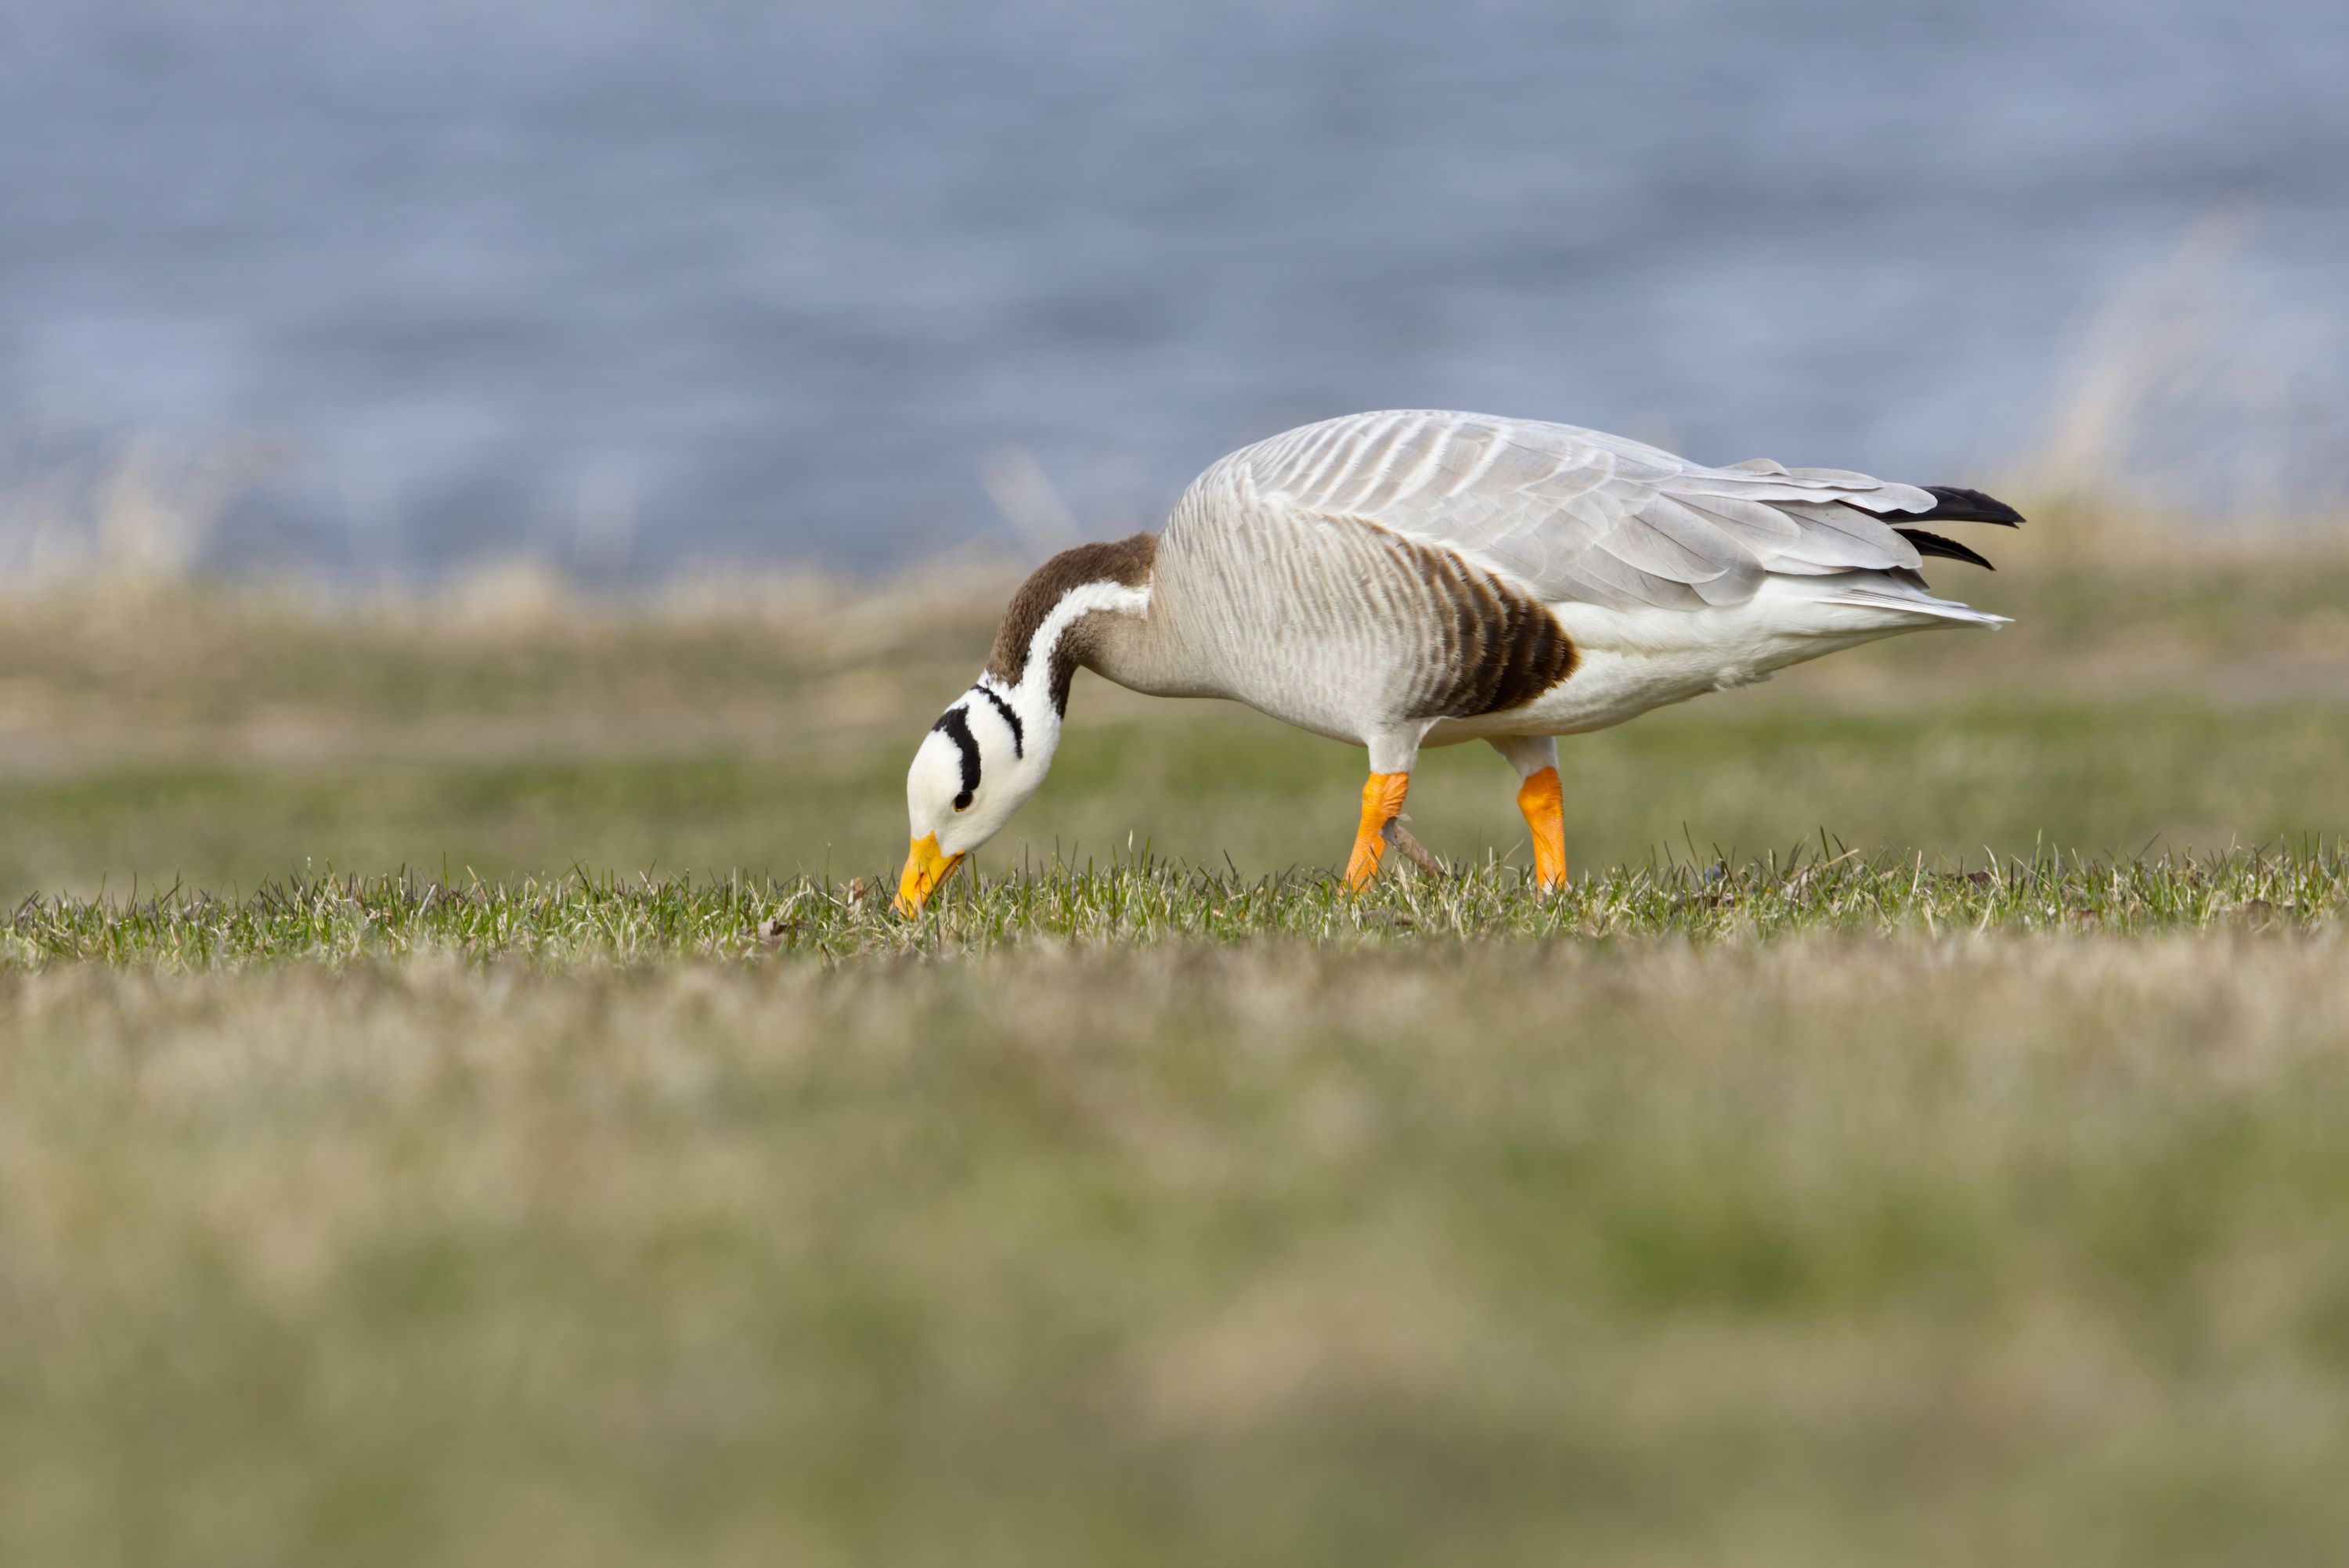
[894,409,2022,914]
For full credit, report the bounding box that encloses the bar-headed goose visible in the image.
[895,409,2021,914]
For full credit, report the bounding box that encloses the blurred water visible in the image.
[1,0,2345,579]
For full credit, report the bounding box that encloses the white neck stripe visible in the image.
[987,579,1151,701]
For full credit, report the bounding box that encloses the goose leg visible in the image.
[1344,727,1427,892]
[1490,735,1566,892]
[1344,771,1413,892]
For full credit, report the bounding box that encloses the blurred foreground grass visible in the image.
[8,539,2349,1564]
[10,935,2349,1566]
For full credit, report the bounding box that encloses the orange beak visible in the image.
[893,834,966,917]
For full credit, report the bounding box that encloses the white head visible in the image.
[895,678,1060,912]
[893,543,1156,916]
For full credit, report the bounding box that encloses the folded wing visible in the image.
[1233,409,2016,611]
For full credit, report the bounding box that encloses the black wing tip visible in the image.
[1897,528,1997,570]
[1920,485,2025,527]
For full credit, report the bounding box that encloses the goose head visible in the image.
[893,539,1159,917]
[896,677,1057,914]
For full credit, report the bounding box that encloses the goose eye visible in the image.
[954,791,973,811]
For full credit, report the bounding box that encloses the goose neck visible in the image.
[983,535,1159,716]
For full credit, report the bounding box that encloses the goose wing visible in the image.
[1234,409,1969,611]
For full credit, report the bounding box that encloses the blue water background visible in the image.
[2,0,2345,579]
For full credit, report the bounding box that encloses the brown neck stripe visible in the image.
[986,533,1158,714]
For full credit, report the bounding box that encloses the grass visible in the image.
[3,848,2344,968]
[6,539,2349,1563]
[10,935,2349,1566]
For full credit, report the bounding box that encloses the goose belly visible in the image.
[1194,641,1415,746]
[1434,644,1790,740]
[1427,586,1950,744]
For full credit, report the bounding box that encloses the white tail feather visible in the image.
[1817,586,2010,627]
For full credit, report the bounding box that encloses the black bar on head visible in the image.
[931,706,981,798]
[972,684,1024,758]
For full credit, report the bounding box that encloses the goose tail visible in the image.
[1814,575,2012,628]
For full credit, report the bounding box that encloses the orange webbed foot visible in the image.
[1516,765,1567,892]
[1344,771,1413,892]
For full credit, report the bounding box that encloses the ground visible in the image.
[4,524,2348,1565]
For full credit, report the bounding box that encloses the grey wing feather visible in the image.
[1234,410,1938,611]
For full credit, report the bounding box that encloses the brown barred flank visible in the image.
[1383,528,1577,719]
